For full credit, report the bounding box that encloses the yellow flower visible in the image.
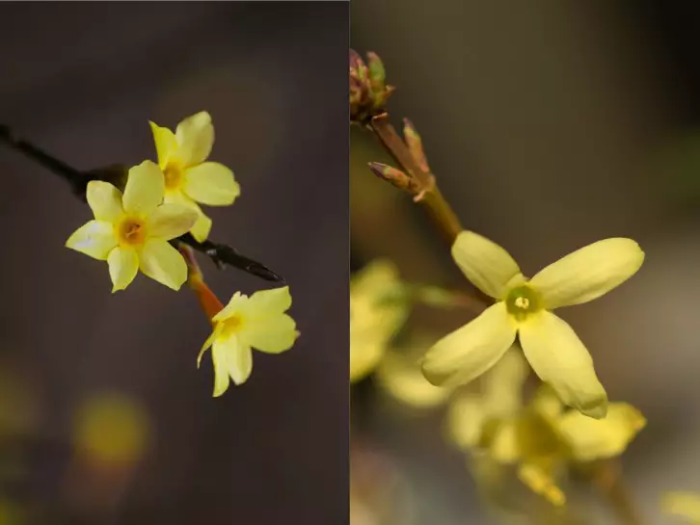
[150,111,240,242]
[423,231,644,418]
[198,286,298,396]
[66,161,197,292]
[448,349,645,506]
[664,492,700,523]
[350,260,409,383]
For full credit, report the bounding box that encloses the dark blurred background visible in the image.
[352,2,700,524]
[0,3,348,524]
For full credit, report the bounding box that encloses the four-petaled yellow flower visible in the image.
[423,231,644,419]
[350,260,409,383]
[150,111,240,242]
[198,286,298,396]
[66,161,197,292]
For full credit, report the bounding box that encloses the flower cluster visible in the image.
[65,112,297,394]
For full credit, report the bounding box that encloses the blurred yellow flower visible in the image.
[423,231,644,418]
[664,492,700,523]
[350,260,409,383]
[66,161,197,292]
[74,392,150,468]
[198,286,298,396]
[150,111,240,242]
[448,351,645,507]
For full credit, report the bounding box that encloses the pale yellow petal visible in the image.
[447,394,487,450]
[519,311,608,419]
[422,302,517,388]
[245,286,292,316]
[214,336,253,387]
[175,111,214,167]
[557,403,646,462]
[163,191,212,242]
[350,341,384,383]
[107,246,139,292]
[211,341,231,397]
[483,346,528,417]
[518,464,566,507]
[663,492,700,522]
[197,323,224,368]
[183,162,240,206]
[489,420,520,464]
[122,160,165,215]
[146,204,198,240]
[65,220,118,260]
[240,314,297,354]
[375,351,451,409]
[451,231,524,300]
[529,238,644,310]
[149,121,178,169]
[212,292,246,322]
[138,238,187,291]
[86,181,123,222]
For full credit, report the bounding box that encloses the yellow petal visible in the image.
[350,341,385,383]
[663,492,700,522]
[146,203,198,240]
[447,394,487,450]
[138,238,187,291]
[212,292,248,323]
[557,403,646,462]
[489,419,520,463]
[198,323,224,368]
[422,302,517,388]
[149,121,178,169]
[245,286,292,316]
[213,336,252,389]
[451,231,524,300]
[529,238,644,310]
[240,314,297,354]
[518,464,566,506]
[519,311,608,419]
[86,181,123,222]
[163,191,212,242]
[375,350,451,409]
[107,246,139,292]
[65,220,118,260]
[483,346,528,417]
[211,340,231,397]
[183,162,240,206]
[123,160,165,215]
[175,111,214,167]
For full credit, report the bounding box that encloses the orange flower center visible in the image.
[117,217,147,246]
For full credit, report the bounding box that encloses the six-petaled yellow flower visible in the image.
[66,161,197,291]
[198,286,298,396]
[150,111,240,242]
[423,231,644,418]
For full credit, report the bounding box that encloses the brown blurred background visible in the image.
[0,3,348,524]
[352,2,700,524]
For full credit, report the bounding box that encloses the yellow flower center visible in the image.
[221,313,244,336]
[116,217,147,247]
[163,163,183,191]
[505,286,541,322]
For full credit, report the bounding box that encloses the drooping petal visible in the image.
[451,231,524,300]
[86,181,123,222]
[557,403,646,462]
[149,121,178,169]
[240,314,297,354]
[447,394,487,450]
[107,246,139,292]
[211,341,231,397]
[483,346,528,417]
[519,311,608,419]
[197,323,224,368]
[163,191,212,242]
[146,203,198,240]
[529,238,644,310]
[175,111,214,167]
[375,350,452,409]
[122,160,165,215]
[183,162,240,206]
[422,302,517,388]
[213,336,252,389]
[65,220,118,260]
[138,238,187,291]
[245,287,292,317]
